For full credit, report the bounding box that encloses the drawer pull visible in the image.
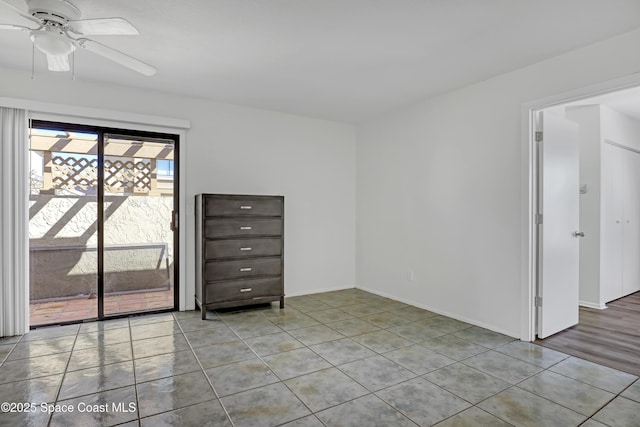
[240,247,252,251]
[240,205,252,210]
[239,267,252,272]
[239,226,252,230]
[240,288,252,293]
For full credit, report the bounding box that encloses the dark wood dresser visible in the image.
[195,194,284,319]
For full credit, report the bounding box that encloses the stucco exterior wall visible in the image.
[29,194,174,300]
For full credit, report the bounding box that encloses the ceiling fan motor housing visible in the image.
[26,0,80,25]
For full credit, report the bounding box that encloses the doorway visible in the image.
[535,291,640,376]
[28,120,179,326]
[530,85,640,372]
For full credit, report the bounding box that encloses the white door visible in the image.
[601,143,624,302]
[622,147,640,295]
[537,110,581,339]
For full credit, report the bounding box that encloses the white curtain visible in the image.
[0,107,29,337]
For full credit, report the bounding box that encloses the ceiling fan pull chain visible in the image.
[31,42,35,80]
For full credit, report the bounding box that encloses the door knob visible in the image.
[573,231,585,237]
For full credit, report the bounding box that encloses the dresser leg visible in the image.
[280,296,285,309]
[202,307,206,320]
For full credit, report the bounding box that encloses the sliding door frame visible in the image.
[30,119,180,325]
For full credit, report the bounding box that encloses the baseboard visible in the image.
[285,285,355,298]
[579,300,607,310]
[355,286,519,339]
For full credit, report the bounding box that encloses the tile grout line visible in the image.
[220,304,425,423]
[174,312,236,427]
[217,308,321,424]
[243,308,414,426]
[221,294,598,425]
[254,302,459,425]
[295,297,520,425]
[544,356,639,394]
[0,337,22,368]
[172,319,606,427]
[7,290,640,426]
[292,297,510,424]
[47,324,81,427]
[506,360,632,423]
[160,298,635,425]
[127,317,142,427]
[300,302,443,425]
[440,342,637,426]
[331,301,520,425]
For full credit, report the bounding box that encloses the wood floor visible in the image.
[535,291,640,376]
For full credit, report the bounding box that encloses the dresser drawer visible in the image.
[205,277,282,304]
[204,257,282,281]
[205,238,282,259]
[205,197,283,217]
[204,218,282,238]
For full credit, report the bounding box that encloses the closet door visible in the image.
[601,143,624,303]
[622,148,640,295]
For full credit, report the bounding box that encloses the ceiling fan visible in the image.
[0,0,156,75]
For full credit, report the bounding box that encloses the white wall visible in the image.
[601,105,640,151]
[0,67,357,308]
[5,27,640,337]
[565,105,602,307]
[357,28,640,338]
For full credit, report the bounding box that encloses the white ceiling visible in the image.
[1,0,640,123]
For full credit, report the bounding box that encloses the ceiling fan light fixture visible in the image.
[45,53,70,71]
[30,30,75,57]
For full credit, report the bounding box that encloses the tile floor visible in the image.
[1,288,639,426]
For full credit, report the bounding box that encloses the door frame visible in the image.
[520,73,640,341]
[29,119,181,324]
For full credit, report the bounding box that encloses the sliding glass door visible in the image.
[28,122,179,326]
[28,128,99,324]
[102,133,176,316]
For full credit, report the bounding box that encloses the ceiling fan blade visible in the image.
[46,54,70,72]
[77,38,156,76]
[0,0,41,25]
[0,23,32,30]
[68,17,138,35]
